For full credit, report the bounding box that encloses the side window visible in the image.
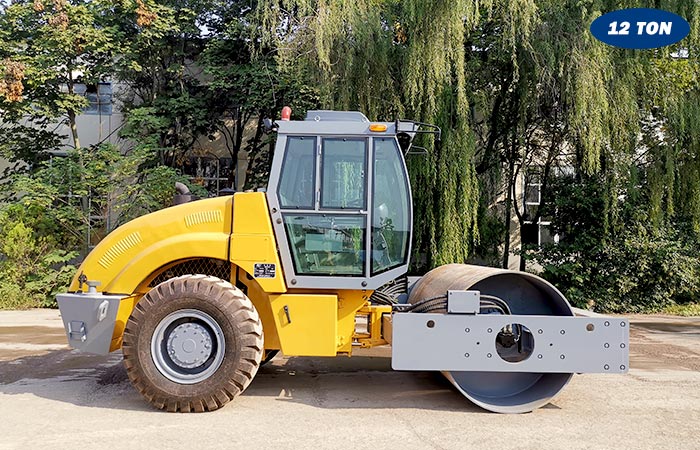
[278,137,316,209]
[283,214,366,275]
[321,138,366,209]
[372,138,410,275]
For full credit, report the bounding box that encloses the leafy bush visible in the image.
[0,144,204,309]
[532,225,700,312]
[527,175,700,313]
[0,209,76,309]
[663,303,700,316]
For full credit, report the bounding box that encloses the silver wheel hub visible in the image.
[166,322,214,369]
[151,309,225,384]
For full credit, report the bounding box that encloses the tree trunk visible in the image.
[66,71,81,150]
[513,164,527,273]
[519,246,526,271]
[502,130,517,269]
[502,157,514,269]
[66,70,89,254]
[67,109,80,150]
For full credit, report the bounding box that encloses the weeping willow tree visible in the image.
[253,0,700,272]
[592,1,700,235]
[472,0,700,266]
[643,1,700,232]
[255,0,541,270]
[459,0,646,265]
[519,2,700,311]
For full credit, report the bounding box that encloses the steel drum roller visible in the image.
[408,264,574,413]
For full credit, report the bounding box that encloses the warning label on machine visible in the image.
[253,263,276,278]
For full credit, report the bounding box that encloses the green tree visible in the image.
[110,0,216,169]
[0,0,121,255]
[0,204,77,309]
[0,0,119,149]
[202,20,320,190]
[530,174,700,312]
[254,0,506,270]
[112,0,320,191]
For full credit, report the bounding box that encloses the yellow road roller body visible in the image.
[56,109,628,413]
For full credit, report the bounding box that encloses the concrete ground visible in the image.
[0,310,698,450]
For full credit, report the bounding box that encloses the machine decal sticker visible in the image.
[254,263,276,278]
[589,8,690,49]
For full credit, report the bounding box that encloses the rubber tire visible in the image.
[122,274,263,412]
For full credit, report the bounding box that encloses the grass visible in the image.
[661,303,700,317]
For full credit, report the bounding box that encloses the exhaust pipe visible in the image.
[173,182,194,205]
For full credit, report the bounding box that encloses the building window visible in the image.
[522,219,556,246]
[524,172,541,205]
[522,171,558,246]
[73,83,113,115]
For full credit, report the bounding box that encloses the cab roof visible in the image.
[276,110,397,136]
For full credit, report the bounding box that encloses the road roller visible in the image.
[56,108,629,413]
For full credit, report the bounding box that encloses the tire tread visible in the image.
[122,274,264,412]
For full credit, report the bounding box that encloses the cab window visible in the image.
[283,214,366,275]
[278,136,316,209]
[321,138,367,209]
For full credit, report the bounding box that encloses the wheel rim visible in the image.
[151,309,226,384]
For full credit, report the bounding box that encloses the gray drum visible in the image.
[408,264,574,413]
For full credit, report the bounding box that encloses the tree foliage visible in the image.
[1,0,700,312]
[529,175,700,312]
[255,0,500,269]
[0,0,118,149]
[0,204,77,309]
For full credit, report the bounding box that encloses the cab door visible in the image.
[267,132,411,290]
[278,136,368,283]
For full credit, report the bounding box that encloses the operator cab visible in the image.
[266,110,413,290]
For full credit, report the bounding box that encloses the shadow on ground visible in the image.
[4,318,700,413]
[0,350,486,414]
[0,349,152,412]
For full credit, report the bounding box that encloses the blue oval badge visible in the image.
[590,8,690,49]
